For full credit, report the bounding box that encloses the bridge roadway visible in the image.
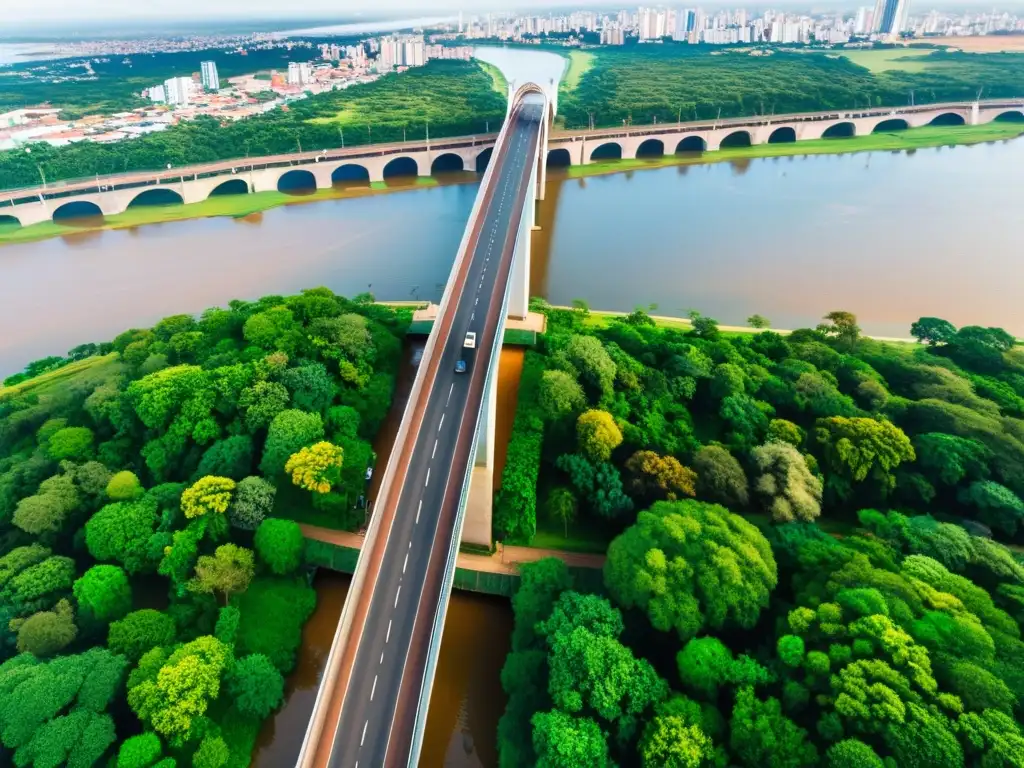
[317,100,543,768]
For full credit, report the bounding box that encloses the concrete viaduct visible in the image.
[1,99,1021,229]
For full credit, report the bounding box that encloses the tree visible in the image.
[692,445,749,507]
[511,558,572,651]
[730,687,818,768]
[193,734,229,768]
[278,363,336,412]
[73,565,132,626]
[767,419,804,447]
[117,733,164,768]
[229,476,277,530]
[196,435,254,480]
[825,740,884,768]
[720,394,770,448]
[956,709,1024,767]
[748,314,771,329]
[947,660,1016,714]
[914,433,991,486]
[538,370,586,420]
[531,710,609,768]
[1,554,76,616]
[260,409,325,476]
[677,636,771,699]
[546,487,578,538]
[556,453,634,520]
[107,470,144,501]
[958,480,1024,536]
[951,326,1015,372]
[243,306,300,350]
[227,653,285,718]
[189,544,255,605]
[816,417,915,489]
[576,410,622,462]
[711,363,746,399]
[561,335,617,402]
[181,476,236,520]
[819,311,861,348]
[691,314,720,339]
[751,442,823,523]
[45,426,95,462]
[13,473,80,535]
[910,317,957,347]
[14,599,78,656]
[285,441,344,493]
[639,715,717,768]
[127,635,231,744]
[239,380,290,431]
[604,500,777,640]
[254,518,304,575]
[107,609,177,662]
[626,450,697,501]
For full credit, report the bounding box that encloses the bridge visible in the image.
[295,82,550,768]
[2,99,1021,228]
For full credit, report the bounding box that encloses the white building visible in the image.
[200,60,220,91]
[287,62,313,86]
[163,77,193,106]
[148,84,167,103]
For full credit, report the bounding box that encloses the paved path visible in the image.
[300,523,605,574]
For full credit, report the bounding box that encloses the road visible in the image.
[324,99,544,768]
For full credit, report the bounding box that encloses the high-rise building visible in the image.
[148,85,166,103]
[200,60,219,91]
[163,77,193,106]
[287,62,313,86]
[873,0,910,34]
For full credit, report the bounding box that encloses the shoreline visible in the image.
[0,122,1021,247]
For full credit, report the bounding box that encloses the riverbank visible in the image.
[2,121,1020,248]
[563,121,1024,180]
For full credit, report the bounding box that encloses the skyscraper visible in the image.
[872,0,910,34]
[163,77,193,106]
[200,61,220,91]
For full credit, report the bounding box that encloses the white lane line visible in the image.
[425,468,430,487]
[380,651,384,664]
[439,414,445,430]
[361,720,368,747]
[470,312,475,322]
[417,499,422,523]
[394,585,401,608]
[403,552,409,574]
[475,297,479,305]
[387,620,392,643]
[432,439,438,459]
[371,675,378,701]
[448,382,454,403]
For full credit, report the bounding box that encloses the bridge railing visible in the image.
[406,95,542,767]
[294,84,521,768]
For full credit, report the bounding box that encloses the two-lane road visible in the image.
[325,100,544,768]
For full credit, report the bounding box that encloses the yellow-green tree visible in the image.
[285,441,344,494]
[576,410,623,463]
[188,544,255,605]
[181,476,236,519]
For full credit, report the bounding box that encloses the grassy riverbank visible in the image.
[563,122,1024,180]
[1,122,1020,247]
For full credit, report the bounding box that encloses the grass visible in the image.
[562,50,595,92]
[828,48,939,73]
[531,518,614,554]
[478,60,509,96]
[0,354,121,397]
[564,122,1024,182]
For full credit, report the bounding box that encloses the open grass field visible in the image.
[562,50,596,91]
[0,354,122,397]
[830,47,939,73]
[478,60,509,95]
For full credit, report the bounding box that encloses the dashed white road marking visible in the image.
[417,499,422,523]
[380,651,384,664]
[371,675,378,701]
[425,468,430,487]
[387,620,392,643]
[439,414,445,430]
[403,552,409,574]
[432,439,438,459]
[448,383,454,403]
[394,586,401,608]
[361,720,368,747]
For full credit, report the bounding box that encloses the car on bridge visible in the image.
[456,331,477,373]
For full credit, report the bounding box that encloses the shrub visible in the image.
[254,518,304,575]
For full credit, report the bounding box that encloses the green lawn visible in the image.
[531,518,614,554]
[562,50,595,92]
[0,354,121,397]
[478,60,509,96]
[830,48,939,73]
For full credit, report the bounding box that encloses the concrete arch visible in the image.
[53,200,104,221]
[822,122,856,139]
[636,138,665,158]
[994,110,1024,122]
[127,187,184,208]
[873,118,909,133]
[768,127,796,144]
[929,112,966,126]
[475,148,493,173]
[431,153,465,174]
[547,148,571,167]
[675,136,707,153]
[590,142,622,161]
[382,156,419,179]
[209,178,250,197]
[277,169,318,193]
[0,214,20,228]
[331,164,371,186]
[720,130,752,148]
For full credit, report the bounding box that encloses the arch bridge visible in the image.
[297,82,552,768]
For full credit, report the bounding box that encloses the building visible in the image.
[377,35,426,71]
[873,0,911,34]
[147,84,167,103]
[163,77,193,106]
[200,60,220,91]
[287,62,313,86]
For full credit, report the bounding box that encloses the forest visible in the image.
[495,302,1024,766]
[0,40,359,117]
[0,60,507,191]
[0,288,409,767]
[557,45,1024,129]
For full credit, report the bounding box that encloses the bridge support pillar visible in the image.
[461,356,498,548]
[971,101,980,126]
